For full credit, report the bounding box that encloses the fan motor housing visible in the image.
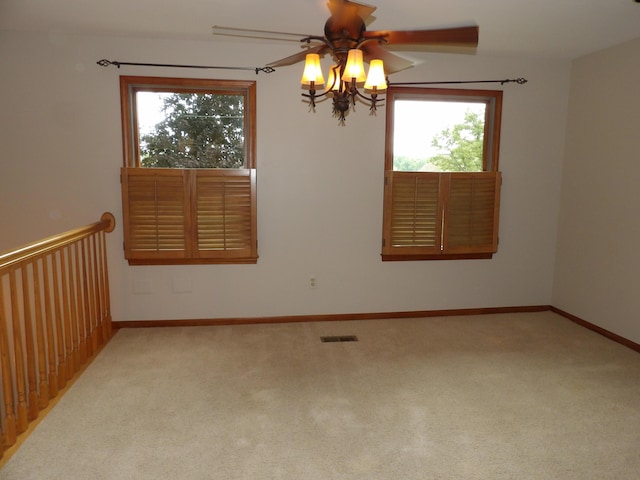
[324,14,366,52]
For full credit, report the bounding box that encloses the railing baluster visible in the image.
[99,231,112,340]
[86,238,98,352]
[21,263,39,421]
[81,239,94,359]
[63,246,78,376]
[51,251,67,391]
[91,234,103,348]
[60,247,75,380]
[9,269,28,433]
[73,242,89,365]
[33,257,50,409]
[42,254,59,399]
[0,276,17,448]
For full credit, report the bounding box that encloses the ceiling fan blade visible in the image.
[365,26,479,48]
[267,45,329,68]
[327,0,376,21]
[212,25,313,43]
[360,43,414,74]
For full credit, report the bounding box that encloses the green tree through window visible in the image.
[139,92,245,169]
[429,110,484,172]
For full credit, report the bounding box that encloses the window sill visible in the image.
[381,253,493,261]
[127,257,258,266]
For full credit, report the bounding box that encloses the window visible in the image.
[382,87,503,261]
[119,76,257,265]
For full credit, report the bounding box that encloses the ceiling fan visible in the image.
[212,0,479,123]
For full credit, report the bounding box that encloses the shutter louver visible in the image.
[445,172,500,254]
[196,169,257,260]
[385,172,442,254]
[122,168,187,260]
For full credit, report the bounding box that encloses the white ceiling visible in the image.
[1,0,640,60]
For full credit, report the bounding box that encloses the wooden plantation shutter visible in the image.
[383,172,443,255]
[196,169,257,261]
[382,171,501,260]
[121,167,257,265]
[121,168,187,261]
[445,172,501,254]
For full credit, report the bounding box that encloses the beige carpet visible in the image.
[1,311,639,479]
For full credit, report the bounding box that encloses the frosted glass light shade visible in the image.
[341,49,366,84]
[364,59,387,91]
[301,54,324,86]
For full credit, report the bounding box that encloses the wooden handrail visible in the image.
[0,212,115,271]
[0,212,116,462]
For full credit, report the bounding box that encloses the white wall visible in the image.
[0,30,570,322]
[553,37,640,344]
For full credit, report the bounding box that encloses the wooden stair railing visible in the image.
[0,212,116,460]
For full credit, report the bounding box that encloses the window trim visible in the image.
[382,87,503,261]
[384,87,502,173]
[118,75,258,266]
[119,75,256,169]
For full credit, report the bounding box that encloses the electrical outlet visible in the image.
[309,275,318,289]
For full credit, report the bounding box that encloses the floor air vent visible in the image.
[321,335,359,343]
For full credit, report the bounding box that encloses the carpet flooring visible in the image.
[1,311,639,479]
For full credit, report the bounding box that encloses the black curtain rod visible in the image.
[96,60,526,86]
[389,78,527,86]
[96,59,275,74]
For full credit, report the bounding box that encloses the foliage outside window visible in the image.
[382,87,503,261]
[119,76,257,265]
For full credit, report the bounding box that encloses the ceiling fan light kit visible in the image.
[100,1,531,125]
[301,46,388,123]
[259,0,480,124]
